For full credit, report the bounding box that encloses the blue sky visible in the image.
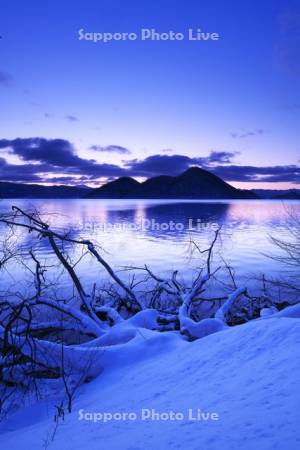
[0,0,299,188]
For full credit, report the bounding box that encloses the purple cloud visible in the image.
[65,115,79,122]
[90,145,131,155]
[0,137,298,185]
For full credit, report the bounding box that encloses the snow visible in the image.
[1,316,300,450]
[273,302,300,318]
[260,306,278,317]
[127,308,160,329]
[180,317,225,339]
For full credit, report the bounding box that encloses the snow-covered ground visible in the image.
[1,315,300,450]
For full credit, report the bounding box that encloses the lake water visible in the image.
[0,199,299,296]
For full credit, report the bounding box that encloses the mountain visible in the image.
[87,167,257,199]
[87,177,140,199]
[0,182,90,199]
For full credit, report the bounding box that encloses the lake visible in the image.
[0,199,299,297]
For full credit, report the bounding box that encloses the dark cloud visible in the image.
[125,154,299,183]
[0,70,13,87]
[0,158,126,184]
[213,165,300,183]
[0,138,90,167]
[90,145,131,155]
[208,151,239,163]
[0,138,129,182]
[231,129,268,139]
[124,151,238,177]
[0,137,298,185]
[65,115,79,122]
[124,154,195,176]
[0,157,47,183]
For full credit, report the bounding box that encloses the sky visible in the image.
[0,0,299,189]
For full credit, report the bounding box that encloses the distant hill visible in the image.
[86,167,257,199]
[253,189,300,199]
[0,182,90,199]
[5,170,298,200]
[273,191,300,200]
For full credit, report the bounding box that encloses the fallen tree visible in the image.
[0,205,298,418]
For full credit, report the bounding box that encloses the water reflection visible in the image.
[0,199,299,290]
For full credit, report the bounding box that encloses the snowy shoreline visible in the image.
[1,314,300,450]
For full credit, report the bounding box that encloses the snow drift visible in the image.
[1,315,300,450]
